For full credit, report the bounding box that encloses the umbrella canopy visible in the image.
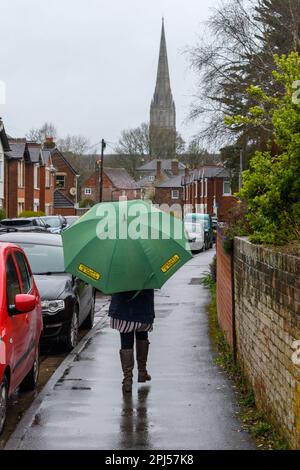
[62,200,192,294]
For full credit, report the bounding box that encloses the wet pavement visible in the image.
[5,250,255,450]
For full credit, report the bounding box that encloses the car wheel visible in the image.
[0,376,8,435]
[82,295,96,330]
[20,345,40,392]
[64,309,79,352]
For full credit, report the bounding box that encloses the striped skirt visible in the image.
[110,318,153,333]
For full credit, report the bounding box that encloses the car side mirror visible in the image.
[14,294,37,314]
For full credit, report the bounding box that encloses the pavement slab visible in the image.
[5,250,255,450]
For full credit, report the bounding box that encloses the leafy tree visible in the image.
[227,52,300,244]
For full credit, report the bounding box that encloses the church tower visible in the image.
[150,18,176,158]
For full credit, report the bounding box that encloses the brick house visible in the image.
[155,175,183,217]
[182,166,237,222]
[0,119,10,211]
[5,139,31,217]
[44,140,79,216]
[40,148,56,215]
[81,167,141,204]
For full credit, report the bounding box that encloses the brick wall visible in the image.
[216,230,235,347]
[234,238,300,448]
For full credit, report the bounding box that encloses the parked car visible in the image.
[184,214,214,250]
[40,216,67,234]
[0,232,96,351]
[184,220,205,252]
[0,217,48,231]
[0,243,42,435]
[64,216,80,229]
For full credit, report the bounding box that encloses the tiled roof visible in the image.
[137,159,186,171]
[105,168,139,190]
[182,166,230,185]
[155,175,183,188]
[5,139,28,159]
[41,149,52,166]
[28,143,42,164]
[54,189,74,208]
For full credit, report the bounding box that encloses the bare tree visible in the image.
[26,122,57,143]
[57,134,91,156]
[187,0,300,149]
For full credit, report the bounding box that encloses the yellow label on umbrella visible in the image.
[161,255,180,273]
[78,264,101,281]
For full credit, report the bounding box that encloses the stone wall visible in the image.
[234,238,300,448]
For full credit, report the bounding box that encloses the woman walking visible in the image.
[109,289,155,393]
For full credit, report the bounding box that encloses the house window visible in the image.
[17,200,25,215]
[85,188,92,196]
[45,169,51,188]
[56,174,66,189]
[34,199,40,212]
[149,175,155,182]
[204,179,208,197]
[171,189,179,200]
[34,164,40,189]
[223,180,232,196]
[18,161,25,188]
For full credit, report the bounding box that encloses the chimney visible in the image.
[157,160,162,179]
[171,159,179,175]
[43,136,56,150]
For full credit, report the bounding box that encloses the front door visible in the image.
[5,253,30,388]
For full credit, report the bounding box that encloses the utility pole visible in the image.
[99,139,106,203]
[239,147,243,191]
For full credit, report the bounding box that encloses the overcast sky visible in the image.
[0,0,218,151]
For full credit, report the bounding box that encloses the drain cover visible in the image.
[189,278,202,285]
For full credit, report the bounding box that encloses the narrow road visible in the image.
[6,250,254,450]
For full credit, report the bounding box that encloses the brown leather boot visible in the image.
[120,349,134,393]
[136,340,151,383]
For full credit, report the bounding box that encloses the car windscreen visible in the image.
[66,217,78,226]
[185,222,204,234]
[185,215,209,230]
[18,243,65,274]
[42,217,61,228]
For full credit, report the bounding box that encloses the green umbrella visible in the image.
[62,200,192,294]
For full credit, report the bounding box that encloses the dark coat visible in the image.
[108,290,155,325]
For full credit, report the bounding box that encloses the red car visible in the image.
[0,243,42,434]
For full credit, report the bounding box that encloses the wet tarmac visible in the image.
[5,250,255,450]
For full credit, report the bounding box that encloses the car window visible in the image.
[42,218,61,228]
[18,243,65,274]
[14,251,32,294]
[6,254,21,309]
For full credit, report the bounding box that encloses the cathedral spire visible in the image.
[153,17,173,106]
[150,19,176,158]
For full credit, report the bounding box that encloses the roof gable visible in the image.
[51,149,79,176]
